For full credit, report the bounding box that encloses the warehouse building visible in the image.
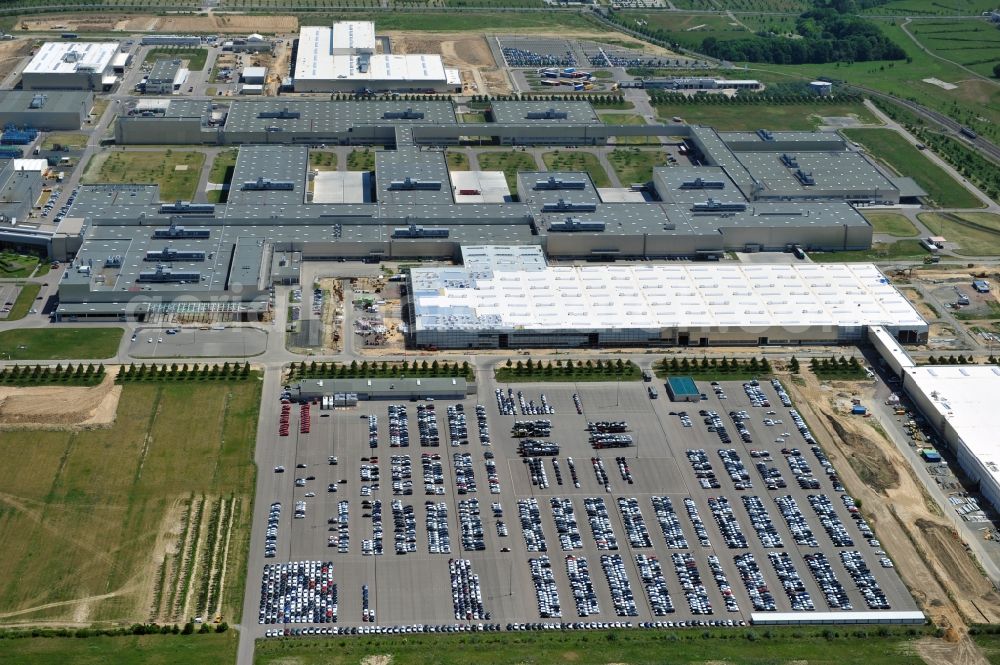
[224,34,272,53]
[21,41,118,91]
[143,59,187,95]
[0,90,93,130]
[293,21,461,93]
[140,34,201,47]
[408,262,927,349]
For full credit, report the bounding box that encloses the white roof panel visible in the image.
[24,42,117,76]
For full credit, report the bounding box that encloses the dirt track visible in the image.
[0,370,121,429]
[18,14,298,34]
[785,371,1000,635]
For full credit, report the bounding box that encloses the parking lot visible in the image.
[257,375,918,632]
[129,326,267,358]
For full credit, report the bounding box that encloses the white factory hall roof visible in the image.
[332,21,375,52]
[295,25,448,84]
[904,364,1000,487]
[24,42,118,75]
[411,263,926,333]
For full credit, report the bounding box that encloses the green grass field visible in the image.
[4,283,41,321]
[0,252,40,279]
[972,631,1000,665]
[0,381,259,625]
[40,133,87,151]
[541,151,611,188]
[654,101,878,130]
[458,112,487,123]
[863,0,997,15]
[208,149,238,184]
[865,212,920,237]
[346,149,375,172]
[142,47,208,71]
[82,151,205,202]
[0,328,122,360]
[255,627,932,665]
[0,631,237,665]
[842,129,981,208]
[608,148,669,185]
[476,151,538,196]
[445,151,469,171]
[298,11,599,32]
[919,212,1000,256]
[908,19,1000,78]
[813,239,929,262]
[308,150,338,172]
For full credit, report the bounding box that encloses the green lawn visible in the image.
[813,239,929,262]
[0,327,122,360]
[0,252,40,278]
[446,151,469,171]
[459,112,487,123]
[972,630,1000,665]
[476,151,538,196]
[919,212,1000,256]
[908,19,1000,78]
[255,627,932,665]
[4,283,41,321]
[0,381,259,624]
[0,632,236,665]
[541,151,612,188]
[308,150,338,172]
[82,151,206,202]
[608,148,669,185]
[654,101,879,130]
[208,149,239,184]
[346,149,375,171]
[843,129,981,208]
[142,47,208,71]
[40,132,87,151]
[865,212,920,237]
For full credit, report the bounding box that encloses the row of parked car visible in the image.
[426,501,451,554]
[768,552,815,611]
[617,497,652,548]
[265,502,281,559]
[450,559,488,620]
[453,452,477,494]
[735,552,776,612]
[601,554,638,616]
[530,555,562,618]
[707,554,739,612]
[519,498,547,552]
[651,496,689,550]
[565,555,600,616]
[551,497,583,551]
[635,554,674,615]
[447,405,468,446]
[258,561,337,625]
[526,456,550,489]
[742,495,784,549]
[584,497,618,551]
[707,496,748,550]
[458,499,486,551]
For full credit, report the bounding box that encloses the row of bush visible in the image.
[288,360,474,381]
[655,356,772,377]
[0,621,227,640]
[116,362,252,382]
[0,363,105,386]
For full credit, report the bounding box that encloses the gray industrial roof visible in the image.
[375,148,454,205]
[222,99,456,134]
[226,145,306,207]
[148,58,182,83]
[734,151,897,195]
[0,90,91,115]
[491,100,599,125]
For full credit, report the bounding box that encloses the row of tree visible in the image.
[497,358,638,377]
[116,363,252,382]
[650,91,864,106]
[0,363,105,386]
[807,355,868,377]
[288,360,473,380]
[657,356,772,375]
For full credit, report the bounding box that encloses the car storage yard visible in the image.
[256,375,918,632]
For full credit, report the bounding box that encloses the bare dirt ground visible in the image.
[0,370,121,429]
[389,32,510,95]
[19,13,298,34]
[0,39,33,82]
[785,370,1000,648]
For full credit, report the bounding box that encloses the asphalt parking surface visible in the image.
[253,375,918,630]
[130,326,267,358]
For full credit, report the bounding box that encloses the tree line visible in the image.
[288,360,474,381]
[116,363,252,382]
[0,363,105,386]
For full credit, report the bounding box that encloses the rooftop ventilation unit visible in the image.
[258,107,301,119]
[389,177,441,191]
[104,255,122,268]
[383,108,425,120]
[679,177,725,190]
[392,224,449,238]
[533,176,586,191]
[780,153,799,168]
[62,50,80,63]
[154,221,211,238]
[158,201,216,215]
[756,129,774,141]
[242,177,295,191]
[29,94,47,109]
[145,246,207,262]
[525,108,568,120]
[548,217,605,232]
[137,264,201,283]
[690,198,747,212]
[793,169,816,186]
[541,198,598,213]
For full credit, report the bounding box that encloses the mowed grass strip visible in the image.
[476,151,538,196]
[0,327,122,360]
[0,632,237,665]
[654,101,879,130]
[4,283,41,321]
[812,239,929,262]
[82,151,206,202]
[608,148,669,185]
[0,381,259,624]
[864,212,920,237]
[541,151,611,188]
[918,212,1000,256]
[346,149,375,172]
[843,128,981,209]
[254,627,932,665]
[142,47,208,71]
